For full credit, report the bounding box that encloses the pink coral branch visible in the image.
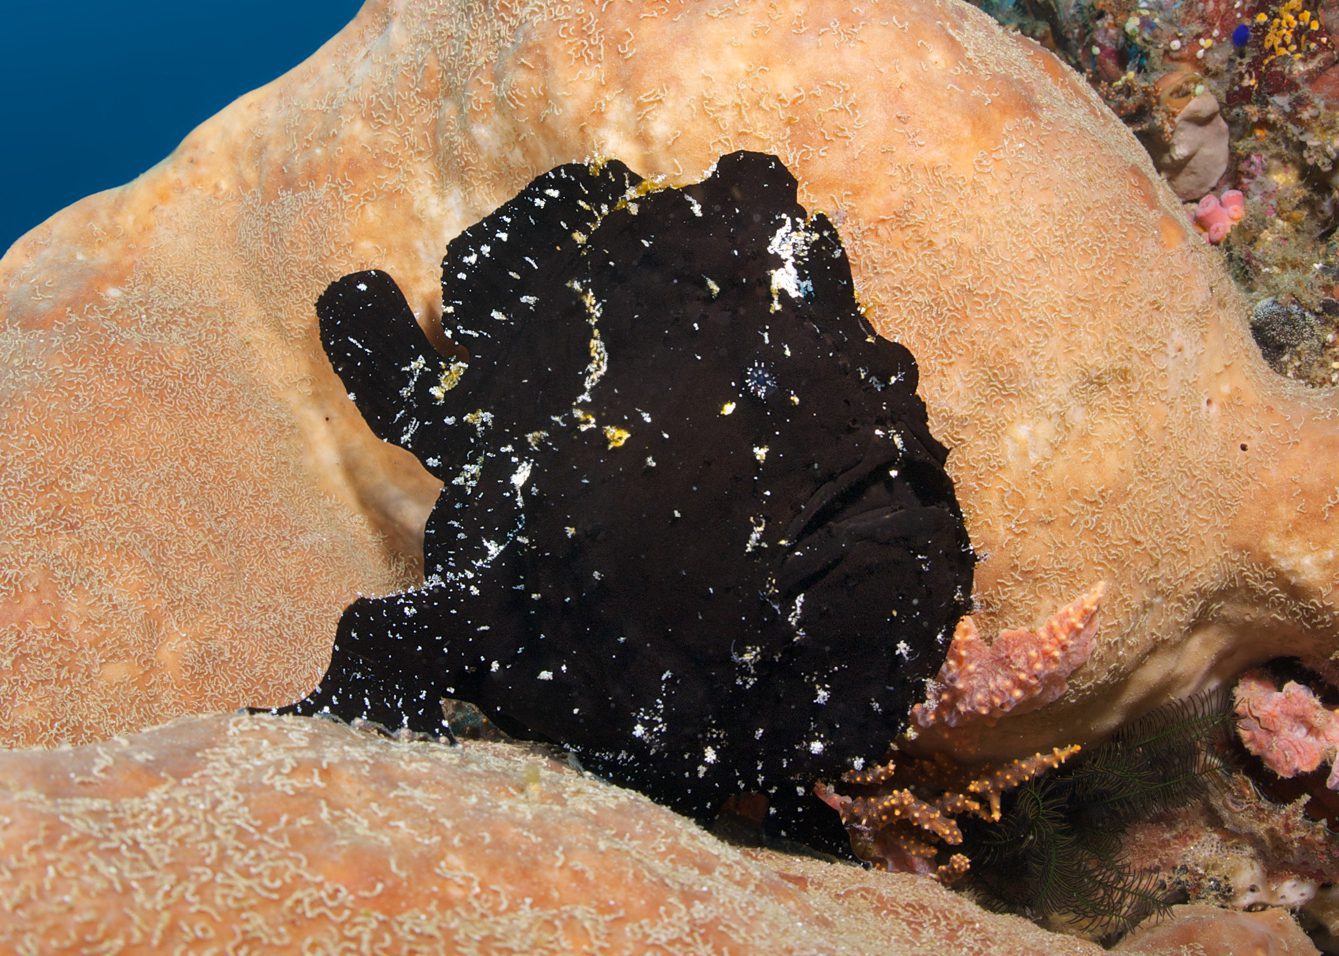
[911,583,1105,731]
[1234,669,1339,790]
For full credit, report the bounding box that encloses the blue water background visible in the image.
[1,1,364,254]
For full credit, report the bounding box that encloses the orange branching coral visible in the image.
[912,584,1106,732]
[815,586,1102,877]
[815,745,1081,878]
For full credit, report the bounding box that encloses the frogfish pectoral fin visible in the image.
[317,269,465,478]
[267,589,459,736]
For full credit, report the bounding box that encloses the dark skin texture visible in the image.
[275,152,974,845]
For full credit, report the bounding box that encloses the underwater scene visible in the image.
[1,0,1336,953]
[0,0,363,254]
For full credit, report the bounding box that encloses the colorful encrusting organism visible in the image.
[968,0,1339,384]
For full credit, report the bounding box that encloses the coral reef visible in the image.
[0,712,1129,955]
[812,592,1223,925]
[961,691,1236,937]
[1095,738,1339,946]
[966,0,1338,383]
[822,688,1238,937]
[0,0,1336,798]
[0,2,1334,947]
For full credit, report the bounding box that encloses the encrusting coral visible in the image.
[0,712,1143,956]
[1,706,1292,952]
[911,584,1105,735]
[1234,668,1339,789]
[1113,904,1321,955]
